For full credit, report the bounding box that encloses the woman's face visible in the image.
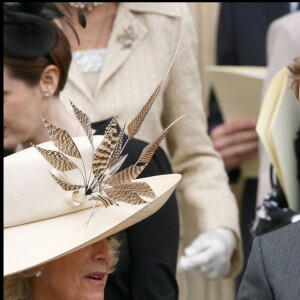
[32,239,114,300]
[3,66,45,149]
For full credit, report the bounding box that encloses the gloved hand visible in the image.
[178,228,236,279]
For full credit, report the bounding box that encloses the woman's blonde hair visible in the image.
[108,236,121,273]
[4,266,43,300]
[4,237,120,300]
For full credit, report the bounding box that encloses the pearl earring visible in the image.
[35,271,42,277]
[44,93,49,98]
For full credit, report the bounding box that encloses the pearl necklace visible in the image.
[68,2,103,11]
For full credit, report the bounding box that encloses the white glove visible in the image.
[178,228,237,279]
[292,214,300,223]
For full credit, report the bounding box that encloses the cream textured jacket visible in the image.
[60,2,242,280]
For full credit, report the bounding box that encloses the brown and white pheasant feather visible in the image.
[32,36,186,231]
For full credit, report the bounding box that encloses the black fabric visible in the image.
[3,148,14,157]
[236,178,257,289]
[3,2,85,59]
[216,3,290,67]
[92,119,179,300]
[206,2,291,290]
[254,207,298,237]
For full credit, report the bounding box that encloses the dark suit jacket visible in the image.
[237,221,300,299]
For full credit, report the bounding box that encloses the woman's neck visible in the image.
[64,2,119,51]
[19,98,85,150]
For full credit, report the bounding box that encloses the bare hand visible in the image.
[210,120,259,168]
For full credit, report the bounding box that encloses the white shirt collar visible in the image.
[290,2,299,12]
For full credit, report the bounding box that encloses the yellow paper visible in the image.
[256,68,287,186]
[207,66,267,178]
[207,66,266,121]
[257,67,300,210]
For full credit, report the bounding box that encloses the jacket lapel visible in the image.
[94,3,148,97]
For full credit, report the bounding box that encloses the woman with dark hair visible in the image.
[3,3,82,151]
[3,3,180,299]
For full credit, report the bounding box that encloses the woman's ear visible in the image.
[39,65,60,98]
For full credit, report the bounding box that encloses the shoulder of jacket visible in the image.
[269,11,300,34]
[267,11,300,50]
[123,2,186,18]
[260,221,300,248]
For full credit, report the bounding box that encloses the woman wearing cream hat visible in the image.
[4,2,182,299]
[4,130,181,299]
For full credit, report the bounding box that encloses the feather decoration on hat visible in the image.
[33,36,187,230]
[127,35,182,140]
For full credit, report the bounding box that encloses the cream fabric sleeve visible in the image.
[163,3,242,276]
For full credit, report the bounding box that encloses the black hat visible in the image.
[3,2,86,59]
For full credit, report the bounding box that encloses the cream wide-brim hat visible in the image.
[4,136,181,277]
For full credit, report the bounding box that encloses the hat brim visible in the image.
[4,173,181,276]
